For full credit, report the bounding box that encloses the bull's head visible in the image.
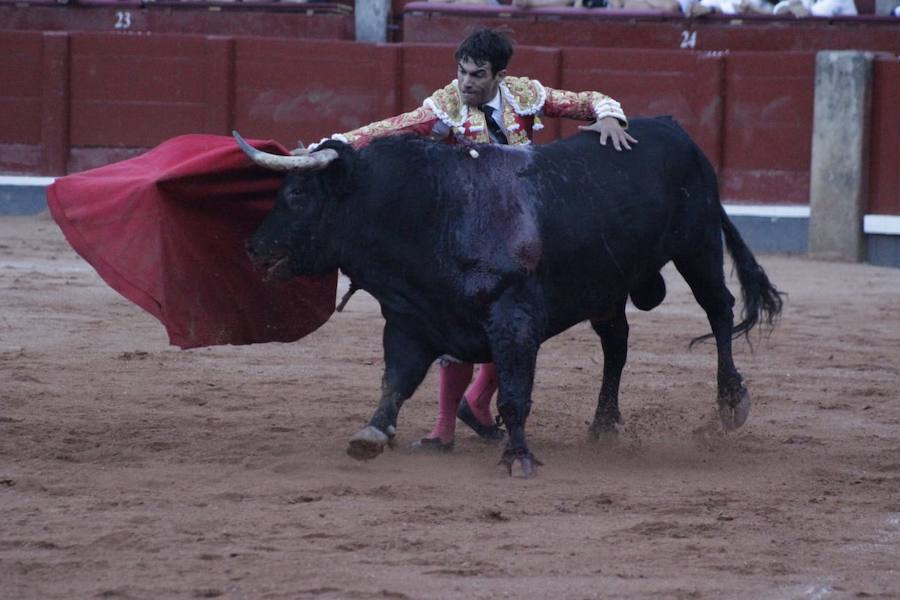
[234,131,349,281]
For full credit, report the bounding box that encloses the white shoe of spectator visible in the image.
[689,1,714,14]
[741,0,774,13]
[698,0,737,14]
[681,0,713,15]
[773,0,812,16]
[810,0,857,15]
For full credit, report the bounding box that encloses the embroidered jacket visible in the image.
[322,76,627,149]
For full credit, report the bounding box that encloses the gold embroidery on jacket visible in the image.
[333,76,624,147]
[340,106,436,148]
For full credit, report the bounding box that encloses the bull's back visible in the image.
[351,121,713,348]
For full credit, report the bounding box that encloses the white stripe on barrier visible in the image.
[864,214,900,235]
[723,204,810,218]
[0,175,56,187]
[723,205,900,236]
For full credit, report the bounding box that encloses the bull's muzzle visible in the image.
[245,239,294,282]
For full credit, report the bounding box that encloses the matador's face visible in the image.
[457,58,506,107]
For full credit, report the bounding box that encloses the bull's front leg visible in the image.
[488,299,543,478]
[347,322,436,460]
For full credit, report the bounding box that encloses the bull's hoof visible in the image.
[499,449,543,478]
[347,426,389,460]
[718,388,751,431]
[587,422,620,446]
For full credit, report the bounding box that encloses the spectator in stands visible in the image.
[517,0,683,10]
[605,0,686,13]
[772,0,857,16]
[313,29,635,452]
[426,0,503,4]
[511,0,679,9]
[513,0,772,17]
[511,0,579,7]
[684,0,775,14]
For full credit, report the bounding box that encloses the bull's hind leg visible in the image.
[347,322,435,460]
[674,252,750,430]
[588,313,629,441]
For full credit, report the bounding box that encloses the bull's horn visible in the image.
[232,130,338,172]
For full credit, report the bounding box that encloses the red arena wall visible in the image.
[868,58,900,217]
[0,27,898,216]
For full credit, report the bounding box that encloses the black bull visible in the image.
[238,116,783,476]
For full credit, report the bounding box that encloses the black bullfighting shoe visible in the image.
[457,398,505,441]
[410,437,454,453]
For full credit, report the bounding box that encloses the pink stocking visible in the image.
[426,362,473,442]
[464,363,498,425]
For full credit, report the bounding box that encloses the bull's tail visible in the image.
[666,119,784,346]
[719,205,784,341]
[687,138,784,347]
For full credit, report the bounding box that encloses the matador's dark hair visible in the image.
[454,29,514,76]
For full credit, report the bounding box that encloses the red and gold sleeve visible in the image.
[324,106,443,150]
[541,87,628,126]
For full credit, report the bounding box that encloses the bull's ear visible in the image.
[317,141,357,200]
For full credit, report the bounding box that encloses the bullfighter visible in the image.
[312,28,637,452]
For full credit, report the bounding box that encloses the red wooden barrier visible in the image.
[0,31,898,216]
[42,32,71,175]
[67,33,210,171]
[232,39,401,146]
[0,31,43,173]
[721,52,814,205]
[869,55,900,216]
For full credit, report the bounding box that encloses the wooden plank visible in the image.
[69,33,207,147]
[0,32,43,146]
[721,52,814,203]
[41,31,71,175]
[232,39,398,145]
[868,56,900,216]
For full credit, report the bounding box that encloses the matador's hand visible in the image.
[578,116,638,151]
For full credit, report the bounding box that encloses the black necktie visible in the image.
[481,105,508,145]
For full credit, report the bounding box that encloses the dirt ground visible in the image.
[1,214,899,600]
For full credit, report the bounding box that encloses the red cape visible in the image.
[47,134,338,349]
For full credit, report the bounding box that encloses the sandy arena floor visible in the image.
[1,214,899,599]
